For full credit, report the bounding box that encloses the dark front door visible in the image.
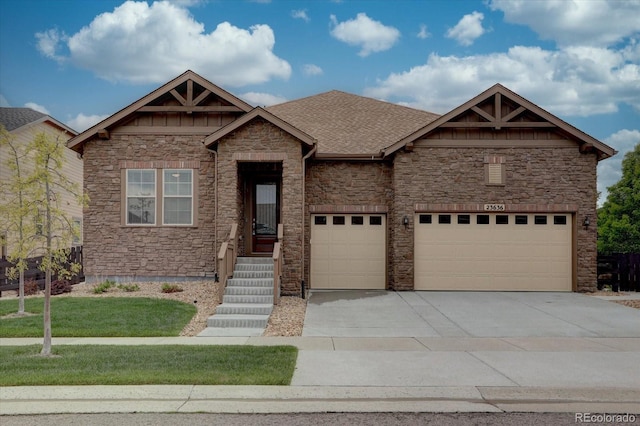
[252,180,279,253]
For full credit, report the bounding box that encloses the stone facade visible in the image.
[304,161,394,286]
[82,134,216,282]
[216,118,305,295]
[391,143,598,292]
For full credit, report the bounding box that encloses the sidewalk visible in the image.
[2,335,640,414]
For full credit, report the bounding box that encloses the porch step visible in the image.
[215,303,273,315]
[207,314,270,328]
[199,257,276,337]
[225,286,273,296]
[227,278,273,287]
[233,270,273,278]
[234,263,274,272]
[197,327,265,337]
[223,294,274,304]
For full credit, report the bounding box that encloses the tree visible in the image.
[598,143,640,254]
[29,131,88,356]
[0,125,38,315]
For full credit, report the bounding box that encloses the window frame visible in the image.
[122,166,198,228]
[162,169,194,226]
[126,169,157,226]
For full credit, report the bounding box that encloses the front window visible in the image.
[127,169,156,225]
[163,169,193,225]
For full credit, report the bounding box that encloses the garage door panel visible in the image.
[415,213,571,291]
[311,214,386,290]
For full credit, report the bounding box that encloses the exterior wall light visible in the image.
[403,216,409,228]
[583,216,590,230]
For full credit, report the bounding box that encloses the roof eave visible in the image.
[68,70,254,153]
[204,107,316,148]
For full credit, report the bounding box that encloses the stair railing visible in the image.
[272,224,284,305]
[217,223,238,304]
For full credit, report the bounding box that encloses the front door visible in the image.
[252,180,279,253]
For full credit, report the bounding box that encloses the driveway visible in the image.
[302,291,640,338]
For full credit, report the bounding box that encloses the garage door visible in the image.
[311,214,386,289]
[415,213,572,291]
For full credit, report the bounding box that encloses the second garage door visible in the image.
[414,213,572,291]
[310,214,386,289]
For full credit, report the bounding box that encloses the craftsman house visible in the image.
[0,108,82,257]
[68,70,614,294]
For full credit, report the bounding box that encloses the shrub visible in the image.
[51,279,72,295]
[117,283,140,292]
[161,283,183,293]
[23,279,39,296]
[93,279,116,294]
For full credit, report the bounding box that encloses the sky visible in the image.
[0,0,639,204]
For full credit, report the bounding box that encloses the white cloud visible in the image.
[329,13,400,57]
[364,45,640,117]
[291,9,310,22]
[35,28,67,62]
[37,1,290,86]
[24,102,50,115]
[240,92,287,107]
[598,129,640,204]
[417,24,430,40]
[489,0,640,47]
[445,11,486,46]
[66,113,109,132]
[0,94,10,107]
[302,64,323,76]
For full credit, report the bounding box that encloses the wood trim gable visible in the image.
[68,70,253,153]
[382,84,616,161]
[204,107,316,148]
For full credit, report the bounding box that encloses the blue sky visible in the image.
[1,0,639,203]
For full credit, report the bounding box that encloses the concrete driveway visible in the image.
[302,291,640,338]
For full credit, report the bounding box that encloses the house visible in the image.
[0,108,82,257]
[68,70,615,293]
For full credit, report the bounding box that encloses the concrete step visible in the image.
[236,257,273,264]
[234,263,274,272]
[215,303,273,315]
[225,286,273,296]
[223,294,273,304]
[227,278,273,287]
[207,314,269,328]
[197,327,265,337]
[232,270,273,279]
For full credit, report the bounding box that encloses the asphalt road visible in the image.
[4,412,636,426]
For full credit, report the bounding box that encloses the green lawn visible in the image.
[0,345,298,386]
[0,297,196,337]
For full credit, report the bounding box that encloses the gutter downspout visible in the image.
[301,143,317,296]
[206,146,218,280]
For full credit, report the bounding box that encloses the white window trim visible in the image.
[126,169,157,226]
[162,169,194,226]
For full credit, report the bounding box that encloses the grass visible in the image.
[0,297,196,337]
[0,345,298,386]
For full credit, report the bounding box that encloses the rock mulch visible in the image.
[5,281,307,337]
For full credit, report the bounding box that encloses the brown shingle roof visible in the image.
[267,91,439,155]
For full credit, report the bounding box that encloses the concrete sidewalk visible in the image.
[2,335,640,414]
[2,291,640,415]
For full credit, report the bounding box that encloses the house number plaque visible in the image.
[484,203,505,211]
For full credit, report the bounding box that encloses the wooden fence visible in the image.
[597,253,640,292]
[0,246,84,296]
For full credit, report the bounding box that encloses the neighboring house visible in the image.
[68,70,615,292]
[0,108,82,257]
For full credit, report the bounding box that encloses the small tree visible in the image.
[26,131,88,356]
[598,143,640,254]
[0,125,38,315]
